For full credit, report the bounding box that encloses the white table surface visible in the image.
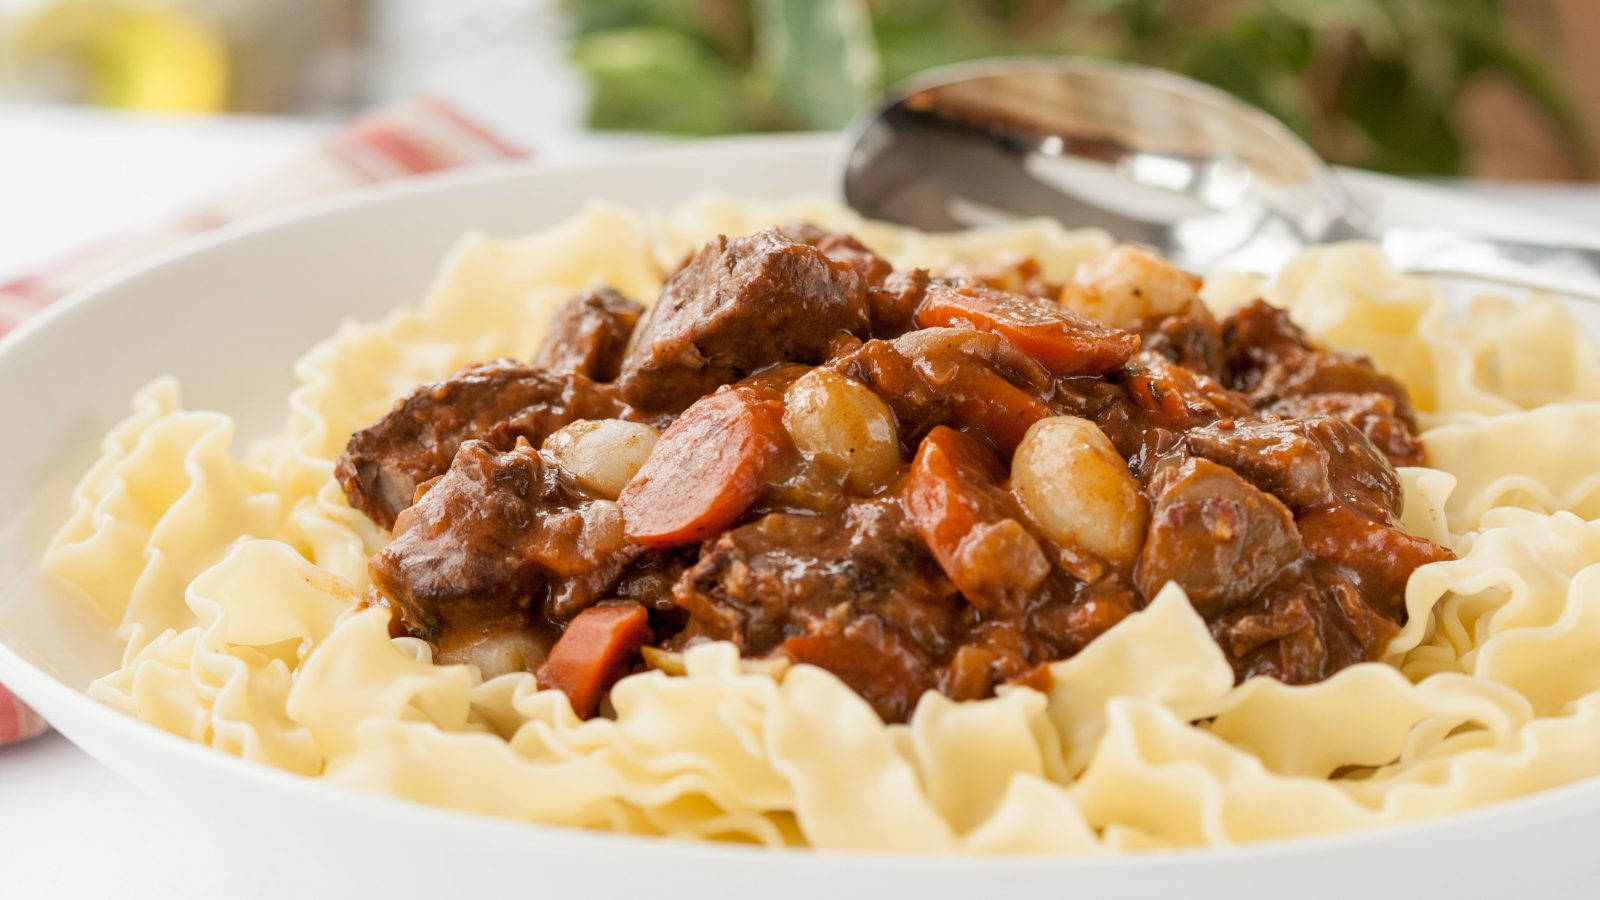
[3,103,1600,899]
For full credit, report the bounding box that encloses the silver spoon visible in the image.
[840,57,1600,300]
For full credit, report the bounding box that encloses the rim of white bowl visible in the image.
[2,132,1598,870]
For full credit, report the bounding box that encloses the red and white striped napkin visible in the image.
[0,96,527,744]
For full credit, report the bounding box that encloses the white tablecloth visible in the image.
[3,103,1599,899]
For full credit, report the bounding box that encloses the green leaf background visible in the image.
[565,0,1591,176]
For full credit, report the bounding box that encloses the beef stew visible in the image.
[339,226,1451,721]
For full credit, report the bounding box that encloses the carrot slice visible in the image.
[903,427,1048,612]
[537,602,651,718]
[619,384,789,548]
[905,429,995,590]
[944,363,1052,456]
[914,282,1140,375]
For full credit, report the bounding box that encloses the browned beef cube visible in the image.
[868,269,931,335]
[673,499,958,655]
[1222,299,1417,425]
[1211,567,1397,685]
[775,222,894,287]
[672,499,963,720]
[1267,392,1423,468]
[1138,303,1226,378]
[1220,298,1314,375]
[1135,456,1302,611]
[1251,349,1418,415]
[776,223,931,335]
[532,287,643,382]
[336,360,624,529]
[1182,416,1402,517]
[370,440,630,641]
[617,228,873,412]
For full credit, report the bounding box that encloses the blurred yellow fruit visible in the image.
[18,0,229,112]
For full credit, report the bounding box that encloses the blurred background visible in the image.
[2,0,1598,288]
[3,0,1598,178]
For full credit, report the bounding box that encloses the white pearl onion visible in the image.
[1010,415,1147,569]
[783,368,900,494]
[543,418,659,499]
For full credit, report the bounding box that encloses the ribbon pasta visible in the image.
[42,200,1600,852]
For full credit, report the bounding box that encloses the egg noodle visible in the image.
[43,199,1600,852]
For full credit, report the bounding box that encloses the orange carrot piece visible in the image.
[944,363,1053,456]
[914,283,1139,375]
[537,602,651,718]
[905,429,990,579]
[619,384,790,548]
[904,427,1044,612]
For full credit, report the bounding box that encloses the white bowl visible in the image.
[3,134,1599,898]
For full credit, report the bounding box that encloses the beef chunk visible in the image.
[1182,416,1402,517]
[1297,507,1454,619]
[1211,567,1399,684]
[1138,303,1226,378]
[617,228,873,412]
[674,499,958,655]
[1183,419,1333,511]
[672,499,962,721]
[370,440,631,642]
[532,287,643,382]
[781,615,940,723]
[336,361,624,529]
[1208,500,1453,684]
[776,222,893,287]
[1135,457,1302,611]
[775,222,925,334]
[1223,299,1417,424]
[1267,392,1423,468]
[867,269,930,335]
[1219,298,1314,378]
[1250,349,1418,413]
[1221,298,1423,470]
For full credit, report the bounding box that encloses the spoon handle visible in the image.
[1382,227,1600,301]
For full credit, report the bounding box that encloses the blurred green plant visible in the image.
[565,0,1590,176]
